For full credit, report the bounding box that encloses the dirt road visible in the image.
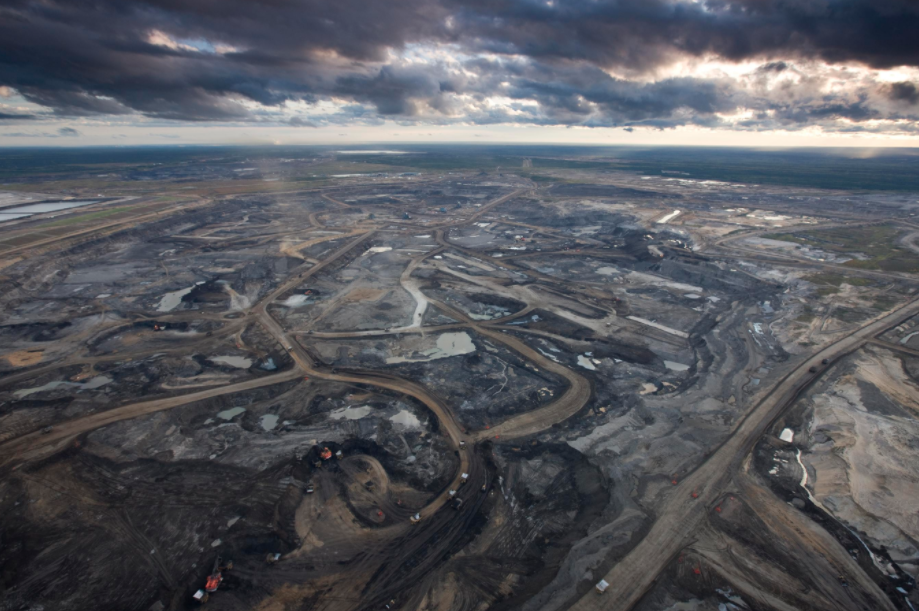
[423,297,593,441]
[0,369,303,468]
[568,297,919,611]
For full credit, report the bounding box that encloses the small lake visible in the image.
[216,407,246,420]
[390,409,421,428]
[260,414,279,431]
[209,356,253,369]
[386,332,475,364]
[0,200,101,222]
[14,375,111,398]
[329,405,374,420]
[156,282,204,312]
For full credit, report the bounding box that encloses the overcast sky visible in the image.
[2,0,919,147]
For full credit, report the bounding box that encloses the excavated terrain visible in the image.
[2,156,919,611]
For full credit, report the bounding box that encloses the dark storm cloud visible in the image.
[887,82,919,105]
[483,61,737,126]
[1,0,918,130]
[758,62,789,74]
[447,0,919,71]
[0,0,445,121]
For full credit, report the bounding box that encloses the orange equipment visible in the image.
[320,447,333,460]
[199,555,232,600]
[204,574,222,592]
[691,490,699,499]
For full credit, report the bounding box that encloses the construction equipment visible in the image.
[460,473,469,485]
[410,513,421,524]
[266,552,281,564]
[319,447,333,460]
[452,498,463,510]
[194,556,232,604]
[595,579,609,594]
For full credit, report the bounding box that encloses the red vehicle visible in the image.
[204,574,222,593]
[194,556,232,604]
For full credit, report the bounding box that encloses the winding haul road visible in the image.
[3,182,917,611]
[568,297,919,611]
[0,369,304,468]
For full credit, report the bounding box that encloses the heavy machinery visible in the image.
[410,513,421,524]
[266,552,281,565]
[193,556,233,604]
[319,447,333,460]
